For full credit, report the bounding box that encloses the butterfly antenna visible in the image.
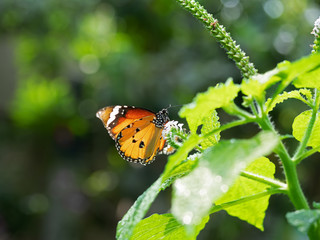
[167,104,183,109]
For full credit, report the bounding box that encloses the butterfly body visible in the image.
[96,106,170,165]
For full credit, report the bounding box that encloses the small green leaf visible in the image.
[293,63,320,90]
[131,214,209,240]
[265,89,312,113]
[116,177,163,240]
[313,202,320,209]
[241,68,281,102]
[179,79,239,134]
[292,110,320,148]
[215,157,275,231]
[172,131,278,229]
[200,109,220,149]
[286,209,320,234]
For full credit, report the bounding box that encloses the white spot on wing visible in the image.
[107,106,121,126]
[96,110,102,119]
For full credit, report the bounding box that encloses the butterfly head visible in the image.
[154,108,170,128]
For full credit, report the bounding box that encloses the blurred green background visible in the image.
[0,0,320,239]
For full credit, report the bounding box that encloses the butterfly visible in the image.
[96,105,170,165]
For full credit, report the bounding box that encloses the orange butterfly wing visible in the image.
[96,106,169,165]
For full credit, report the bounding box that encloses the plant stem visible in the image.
[258,116,309,210]
[201,118,255,141]
[307,18,320,240]
[223,102,255,120]
[175,0,257,79]
[280,134,295,140]
[295,145,320,165]
[293,90,320,163]
[240,170,287,190]
[210,188,284,214]
[275,143,309,210]
[250,102,259,118]
[254,90,310,210]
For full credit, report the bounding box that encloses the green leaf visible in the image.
[162,134,201,181]
[242,54,320,104]
[116,177,163,240]
[292,110,320,148]
[241,55,320,105]
[117,153,202,240]
[215,157,275,231]
[200,109,220,149]
[286,209,320,234]
[265,89,312,113]
[293,67,320,89]
[266,54,320,101]
[313,202,320,209]
[161,153,200,190]
[171,131,278,229]
[241,68,281,102]
[131,214,209,240]
[278,54,320,87]
[179,79,239,134]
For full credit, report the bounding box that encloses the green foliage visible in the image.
[174,0,257,78]
[10,76,88,135]
[200,109,220,149]
[115,7,320,238]
[277,54,320,92]
[292,110,320,149]
[265,89,312,113]
[179,79,239,134]
[71,8,123,59]
[241,68,280,104]
[171,132,278,229]
[116,177,163,240]
[131,214,209,240]
[242,54,320,107]
[293,68,320,90]
[216,157,275,231]
[161,153,200,190]
[3,0,320,239]
[117,48,320,240]
[286,209,320,235]
[117,154,200,240]
[162,134,201,180]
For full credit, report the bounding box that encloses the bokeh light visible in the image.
[263,0,284,19]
